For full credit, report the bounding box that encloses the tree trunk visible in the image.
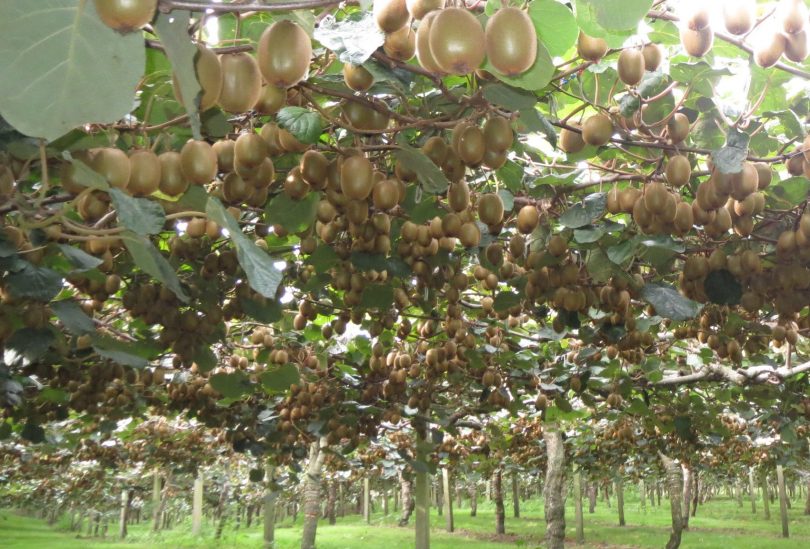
[264,464,277,548]
[442,468,453,533]
[777,465,789,538]
[493,469,505,535]
[543,426,566,549]
[339,482,345,517]
[192,474,204,536]
[152,470,162,532]
[301,438,328,549]
[383,484,389,516]
[215,482,229,540]
[616,478,625,526]
[363,477,371,523]
[691,472,699,518]
[804,479,810,515]
[681,466,692,530]
[327,480,337,525]
[640,480,647,512]
[398,471,414,526]
[511,471,520,518]
[573,469,584,544]
[469,483,478,517]
[588,483,596,513]
[761,473,771,519]
[735,478,743,508]
[660,453,683,549]
[414,430,430,549]
[749,469,757,514]
[119,488,129,539]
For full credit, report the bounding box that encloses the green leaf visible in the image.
[210,372,252,399]
[640,283,701,321]
[91,335,157,368]
[192,346,217,374]
[5,263,63,301]
[350,252,388,272]
[260,363,301,394]
[482,84,537,111]
[277,107,323,145]
[265,191,319,233]
[153,11,202,140]
[558,192,607,228]
[713,128,750,174]
[769,176,810,207]
[63,157,110,191]
[494,291,521,312]
[21,422,45,444]
[575,0,653,31]
[121,231,190,303]
[704,269,742,306]
[58,244,104,272]
[497,189,514,212]
[174,185,210,212]
[486,41,554,92]
[3,328,54,367]
[410,198,443,224]
[109,188,166,236]
[239,297,283,323]
[361,284,394,310]
[519,109,557,148]
[529,0,578,57]
[51,299,95,335]
[395,142,450,194]
[0,0,145,141]
[201,109,231,138]
[585,248,615,283]
[207,198,283,299]
[306,244,340,273]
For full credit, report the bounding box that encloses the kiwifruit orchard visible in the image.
[1,0,810,548]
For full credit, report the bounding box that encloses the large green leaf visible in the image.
[575,0,653,31]
[153,11,202,140]
[260,363,301,394]
[51,299,95,335]
[713,128,749,174]
[121,231,190,303]
[265,192,320,233]
[559,193,607,229]
[395,142,450,194]
[207,198,283,299]
[3,328,54,367]
[210,372,252,399]
[0,0,145,141]
[5,263,63,302]
[529,0,578,57]
[361,284,394,310]
[277,107,323,145]
[58,244,103,272]
[109,189,166,236]
[91,335,160,369]
[640,283,701,321]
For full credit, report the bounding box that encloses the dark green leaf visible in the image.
[51,300,95,335]
[21,422,45,443]
[519,109,557,148]
[361,284,394,309]
[529,0,578,57]
[58,244,103,271]
[3,328,54,367]
[410,198,443,224]
[674,415,692,439]
[110,188,166,236]
[91,335,154,369]
[640,283,701,321]
[559,192,607,228]
[192,346,217,374]
[277,107,323,145]
[5,263,63,301]
[494,291,521,312]
[575,0,654,31]
[713,128,750,174]
[240,297,283,323]
[261,363,300,393]
[265,191,320,233]
[482,84,536,110]
[395,142,450,194]
[350,252,388,272]
[306,244,340,273]
[210,372,252,399]
[704,269,742,306]
[121,231,189,303]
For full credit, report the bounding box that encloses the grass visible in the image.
[2,491,809,548]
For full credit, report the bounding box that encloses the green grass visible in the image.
[2,492,810,548]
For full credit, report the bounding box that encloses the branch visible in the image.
[655,360,810,386]
[157,0,344,13]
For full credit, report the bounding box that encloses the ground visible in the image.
[2,493,810,548]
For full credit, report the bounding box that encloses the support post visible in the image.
[777,465,789,538]
[192,474,204,536]
[442,468,453,533]
[573,468,584,544]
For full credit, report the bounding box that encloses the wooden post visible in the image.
[264,464,277,548]
[363,477,371,523]
[616,478,625,526]
[761,473,771,519]
[442,468,453,533]
[339,482,345,517]
[749,468,757,513]
[383,483,389,516]
[192,474,204,536]
[777,465,789,538]
[152,469,162,532]
[414,430,430,549]
[543,427,566,549]
[573,469,584,544]
[640,480,647,512]
[511,471,520,518]
[119,488,129,539]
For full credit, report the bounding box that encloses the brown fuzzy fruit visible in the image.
[754,33,786,68]
[384,25,417,61]
[343,64,374,92]
[91,148,131,189]
[517,205,539,234]
[667,113,690,144]
[753,162,772,189]
[582,114,613,147]
[478,193,504,226]
[372,179,401,210]
[782,0,809,35]
[158,153,188,197]
[180,140,218,186]
[257,21,311,88]
[218,53,262,113]
[341,101,390,132]
[172,44,222,111]
[576,32,608,62]
[94,0,156,32]
[254,85,286,115]
[723,2,754,35]
[485,8,537,76]
[448,180,470,212]
[643,181,668,215]
[128,150,161,196]
[680,26,714,57]
[483,117,513,152]
[459,221,481,247]
[213,139,235,173]
[784,30,809,62]
[618,48,645,86]
[341,155,374,200]
[560,123,586,153]
[429,8,486,75]
[665,155,691,187]
[299,150,328,188]
[234,133,269,171]
[222,173,253,204]
[406,0,443,20]
[642,43,662,71]
[375,0,410,33]
[456,126,486,166]
[416,11,444,74]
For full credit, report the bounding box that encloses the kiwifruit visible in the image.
[77,191,109,222]
[457,125,486,166]
[478,193,504,226]
[343,64,374,92]
[157,152,187,197]
[218,53,262,113]
[782,0,809,34]
[384,25,417,61]
[581,114,613,146]
[754,33,786,68]
[93,0,156,32]
[750,162,771,189]
[414,14,445,74]
[443,149,466,181]
[576,32,608,62]
[372,179,401,210]
[0,165,14,198]
[673,201,694,235]
[483,116,513,152]
[459,221,481,247]
[172,44,222,111]
[448,180,470,212]
[341,100,390,132]
[91,147,131,189]
[665,155,691,187]
[784,30,809,62]
[667,113,690,143]
[547,234,567,256]
[283,168,310,200]
[482,148,507,170]
[254,85,286,115]
[212,139,235,173]
[421,136,448,166]
[127,150,161,196]
[485,8,537,76]
[723,2,754,35]
[680,26,714,57]
[787,153,805,175]
[180,139,217,185]
[618,188,641,213]
[257,20,312,88]
[234,132,268,171]
[406,0,443,20]
[641,43,662,71]
[375,0,410,33]
[730,162,758,200]
[643,181,668,215]
[517,205,539,234]
[277,128,307,154]
[222,172,253,204]
[299,150,328,188]
[688,8,711,31]
[617,48,645,86]
[246,158,275,189]
[429,8,486,75]
[341,155,374,200]
[559,123,586,153]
